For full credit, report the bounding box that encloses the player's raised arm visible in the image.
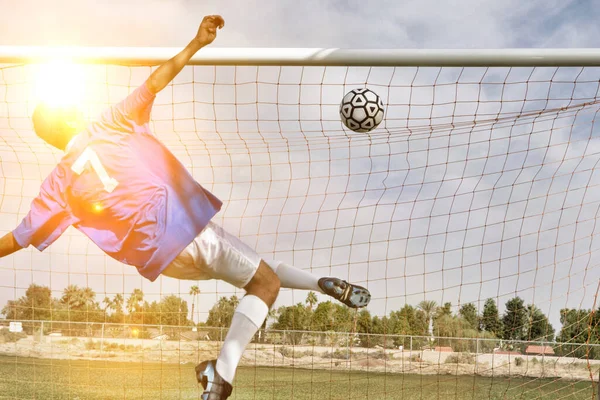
[0,232,23,258]
[146,15,225,94]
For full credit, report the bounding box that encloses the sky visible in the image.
[0,0,599,49]
[1,0,600,338]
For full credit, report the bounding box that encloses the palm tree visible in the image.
[127,289,144,314]
[111,293,125,323]
[81,287,96,309]
[417,300,438,337]
[61,285,87,309]
[112,293,124,314]
[126,289,144,325]
[102,296,113,314]
[306,291,318,311]
[60,285,97,324]
[189,285,201,325]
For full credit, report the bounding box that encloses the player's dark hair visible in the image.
[32,103,75,150]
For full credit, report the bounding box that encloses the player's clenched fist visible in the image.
[195,15,225,46]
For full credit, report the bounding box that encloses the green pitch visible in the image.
[0,356,594,399]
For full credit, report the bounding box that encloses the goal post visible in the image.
[1,47,600,399]
[3,46,600,66]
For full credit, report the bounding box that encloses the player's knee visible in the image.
[245,260,280,307]
[259,260,280,304]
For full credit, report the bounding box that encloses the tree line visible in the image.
[1,284,190,327]
[2,283,599,355]
[206,292,599,355]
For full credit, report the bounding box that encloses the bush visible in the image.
[326,349,351,360]
[370,350,391,360]
[85,339,100,350]
[278,346,293,358]
[85,340,142,352]
[58,338,80,346]
[104,342,141,352]
[0,330,27,343]
[515,357,524,366]
[278,346,312,358]
[409,354,423,363]
[445,352,476,364]
[356,333,383,348]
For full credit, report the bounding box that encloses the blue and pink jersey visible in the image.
[13,83,222,281]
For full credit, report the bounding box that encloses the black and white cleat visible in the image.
[195,360,233,400]
[318,277,371,308]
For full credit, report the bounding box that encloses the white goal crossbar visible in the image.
[2,46,600,66]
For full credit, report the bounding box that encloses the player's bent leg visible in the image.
[265,260,371,308]
[173,222,366,397]
[197,262,279,400]
[264,260,321,291]
[243,260,281,306]
[163,222,370,309]
[213,262,279,380]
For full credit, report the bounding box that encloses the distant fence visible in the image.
[1,319,600,361]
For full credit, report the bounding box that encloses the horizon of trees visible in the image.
[1,284,188,327]
[2,283,598,350]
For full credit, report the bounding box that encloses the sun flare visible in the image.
[33,59,86,107]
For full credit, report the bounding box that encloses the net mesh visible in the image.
[0,60,599,399]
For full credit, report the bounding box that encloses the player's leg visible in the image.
[162,223,369,398]
[163,230,371,309]
[264,260,371,308]
[163,229,371,309]
[214,261,279,383]
[163,222,279,399]
[263,260,320,291]
[196,261,279,400]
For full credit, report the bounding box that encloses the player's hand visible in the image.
[195,15,225,46]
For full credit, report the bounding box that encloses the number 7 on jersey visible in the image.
[71,147,119,193]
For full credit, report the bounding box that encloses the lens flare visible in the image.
[33,60,85,107]
[92,203,104,213]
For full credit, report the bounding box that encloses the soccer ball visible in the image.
[339,88,385,133]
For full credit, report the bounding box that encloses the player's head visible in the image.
[32,103,84,151]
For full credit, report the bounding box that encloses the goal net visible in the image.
[0,47,599,399]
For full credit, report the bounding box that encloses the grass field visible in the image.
[0,356,596,400]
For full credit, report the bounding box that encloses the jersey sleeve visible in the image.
[13,167,75,251]
[112,82,157,126]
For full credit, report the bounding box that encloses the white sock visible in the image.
[216,295,269,384]
[265,261,323,292]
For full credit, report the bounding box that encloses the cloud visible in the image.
[0,0,599,48]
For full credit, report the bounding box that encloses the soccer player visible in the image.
[0,15,370,400]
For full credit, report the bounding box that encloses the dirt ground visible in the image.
[1,335,598,382]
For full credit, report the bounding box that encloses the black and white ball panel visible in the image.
[339,88,385,133]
